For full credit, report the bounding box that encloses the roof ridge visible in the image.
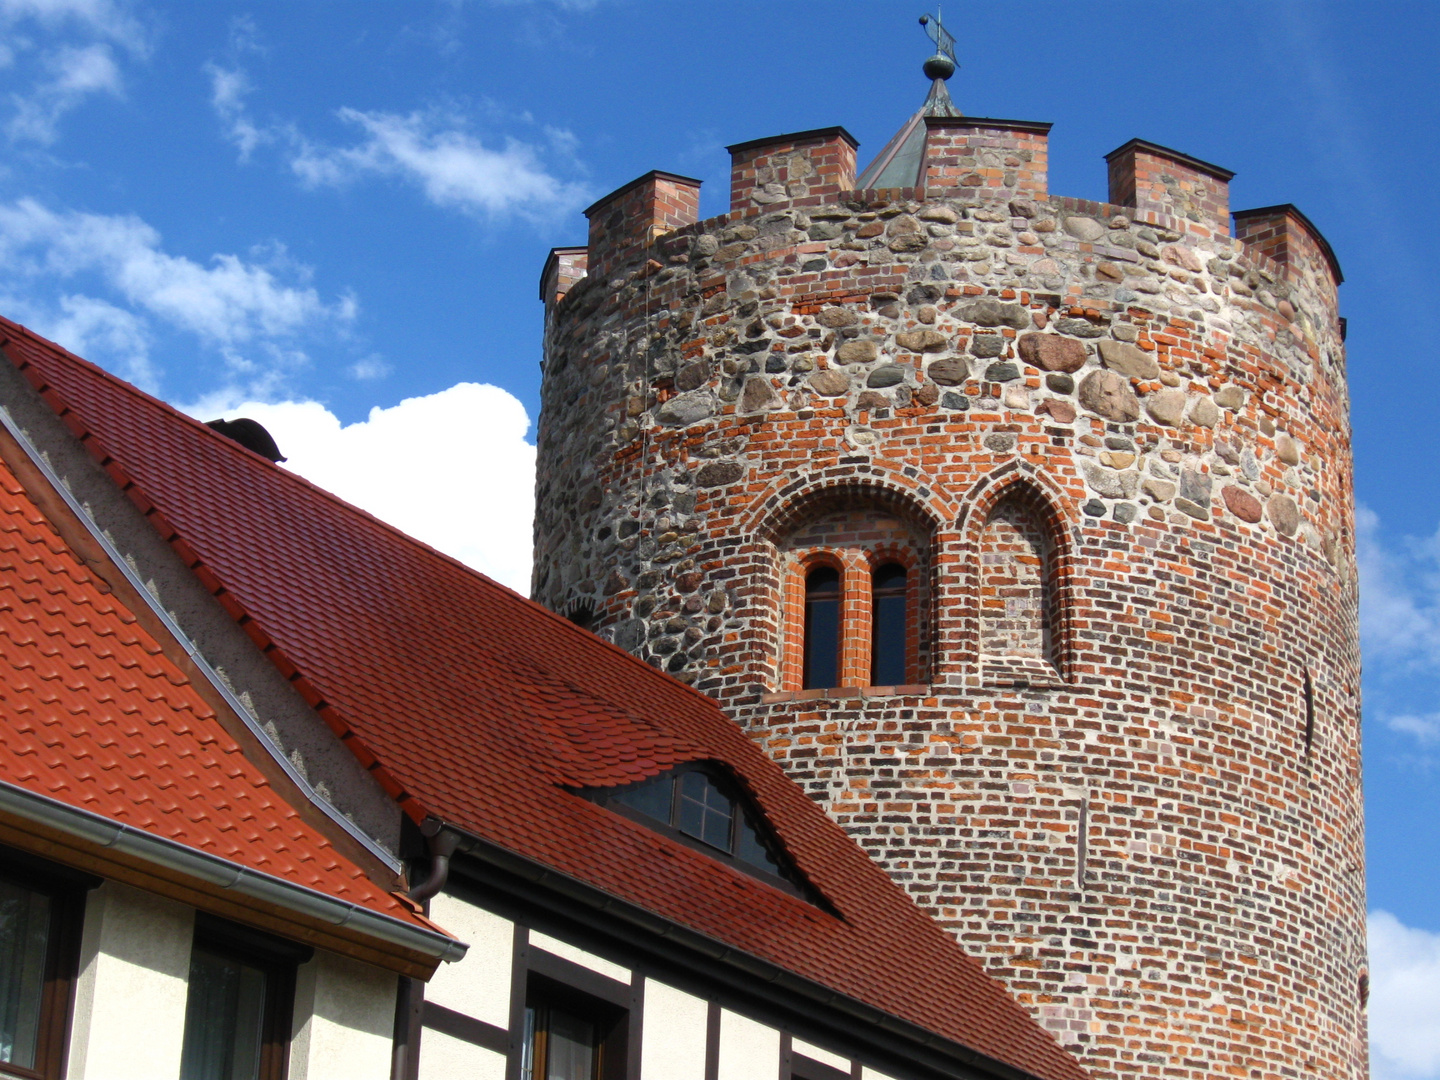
[0,314,731,719]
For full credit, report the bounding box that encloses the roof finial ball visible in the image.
[919,11,957,81]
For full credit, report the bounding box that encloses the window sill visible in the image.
[761,685,931,704]
[981,658,1066,690]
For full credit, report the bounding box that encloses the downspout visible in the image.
[408,819,461,904]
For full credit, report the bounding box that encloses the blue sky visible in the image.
[1,0,1437,1072]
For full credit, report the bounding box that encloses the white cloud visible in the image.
[1388,714,1440,746]
[0,0,147,144]
[0,0,145,50]
[205,62,270,161]
[348,354,391,381]
[0,198,354,367]
[7,41,121,143]
[193,384,535,594]
[480,0,605,12]
[2,290,154,387]
[1358,505,1440,672]
[200,55,588,223]
[289,107,589,221]
[1371,910,1440,1080]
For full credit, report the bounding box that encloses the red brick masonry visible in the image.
[533,115,1364,1080]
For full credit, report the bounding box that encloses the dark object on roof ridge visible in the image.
[206,417,287,462]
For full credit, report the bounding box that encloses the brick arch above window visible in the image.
[748,473,947,545]
[959,460,1076,531]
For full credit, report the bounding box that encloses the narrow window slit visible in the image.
[1303,667,1316,757]
[1076,798,1088,893]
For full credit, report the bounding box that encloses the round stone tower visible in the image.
[531,49,1365,1080]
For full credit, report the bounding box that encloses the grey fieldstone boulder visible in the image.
[926,358,968,385]
[1079,369,1140,422]
[1145,390,1187,427]
[657,390,716,426]
[1098,340,1160,380]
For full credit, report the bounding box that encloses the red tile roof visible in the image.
[0,315,1086,1080]
[0,432,432,936]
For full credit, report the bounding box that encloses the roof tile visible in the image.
[0,416,435,938]
[0,314,1086,1080]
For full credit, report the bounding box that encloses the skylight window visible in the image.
[598,765,819,900]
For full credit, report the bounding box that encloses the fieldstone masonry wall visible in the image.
[532,122,1364,1080]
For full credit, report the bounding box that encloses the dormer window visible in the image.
[612,768,774,872]
[589,765,820,904]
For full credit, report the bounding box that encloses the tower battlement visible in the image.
[555,122,1341,325]
[532,45,1363,1080]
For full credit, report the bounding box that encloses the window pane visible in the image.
[613,778,673,824]
[522,1007,537,1080]
[803,567,841,690]
[735,814,779,873]
[545,1007,596,1080]
[678,772,734,851]
[871,564,907,686]
[0,880,51,1068]
[180,948,268,1080]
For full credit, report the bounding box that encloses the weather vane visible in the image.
[918,10,956,63]
[918,9,957,82]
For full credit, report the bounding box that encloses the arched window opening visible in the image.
[979,490,1060,682]
[777,495,933,693]
[566,600,595,632]
[803,566,841,690]
[871,563,908,686]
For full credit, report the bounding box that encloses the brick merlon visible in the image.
[1103,138,1235,181]
[583,170,704,220]
[1233,203,1344,284]
[725,126,859,155]
[539,246,588,303]
[922,116,1054,134]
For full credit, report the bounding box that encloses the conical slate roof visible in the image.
[855,76,961,190]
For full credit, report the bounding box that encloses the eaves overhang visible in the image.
[0,779,468,969]
[444,825,1067,1080]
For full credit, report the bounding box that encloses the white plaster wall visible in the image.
[861,1068,897,1080]
[717,1009,779,1080]
[65,882,193,1080]
[529,929,631,984]
[416,1028,506,1080]
[424,894,514,1027]
[793,1036,851,1073]
[639,979,707,1080]
[289,951,397,1080]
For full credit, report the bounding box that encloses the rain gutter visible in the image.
[0,778,467,963]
